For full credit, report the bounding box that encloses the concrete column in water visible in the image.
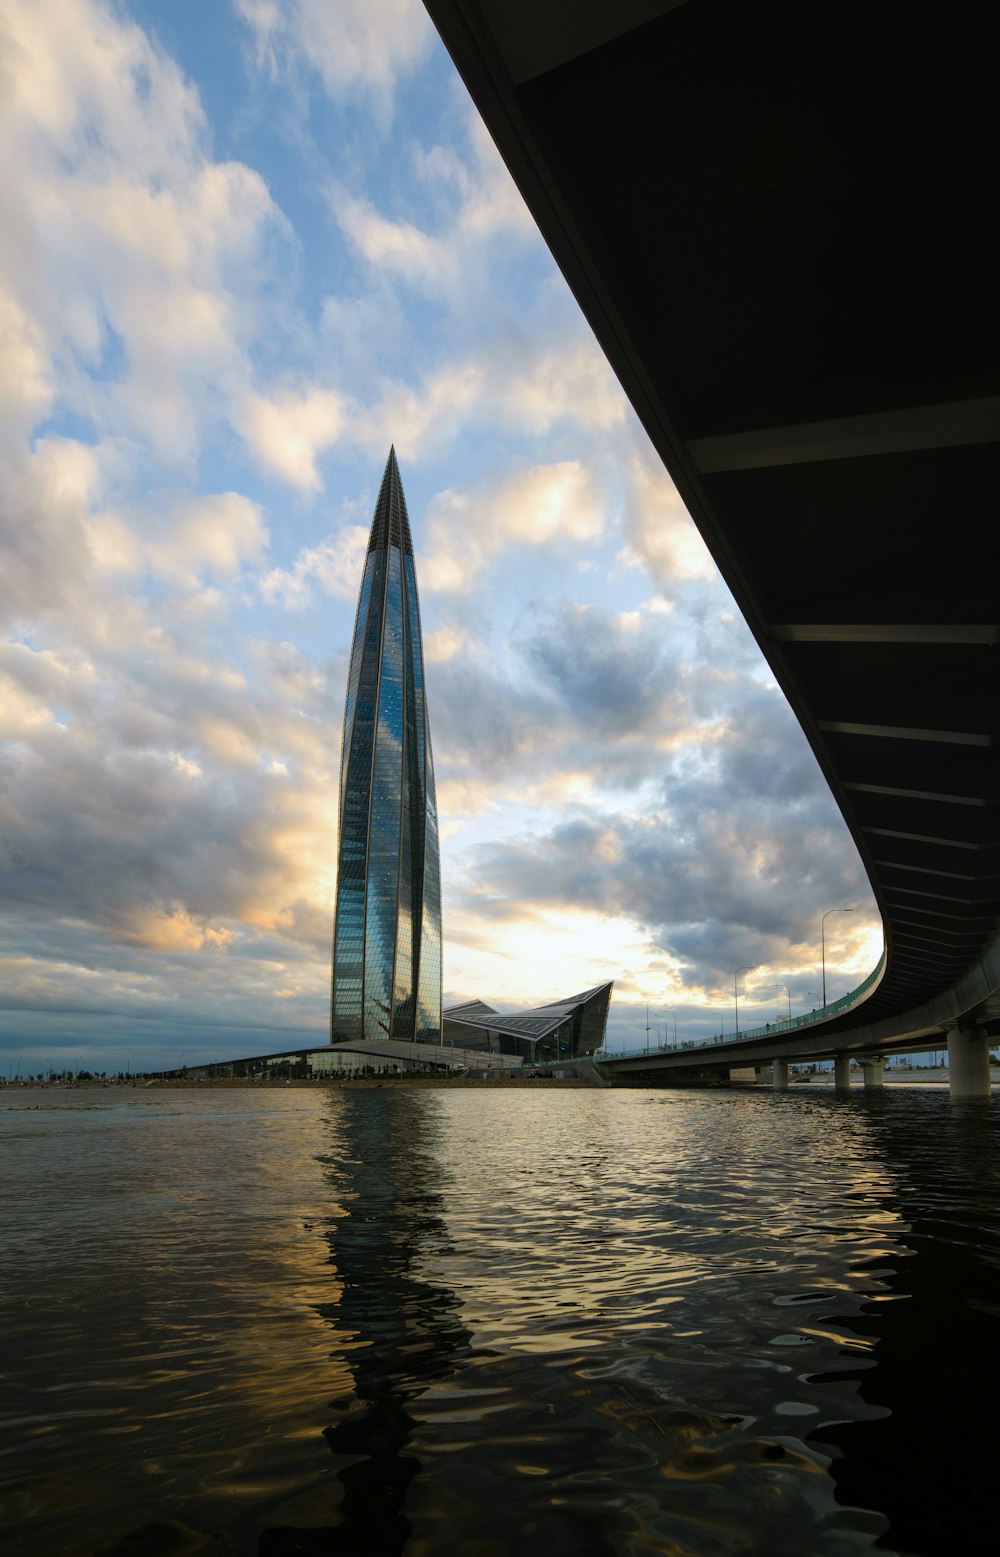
[834,1053,851,1090]
[861,1057,884,1088]
[772,1058,789,1091]
[947,1025,992,1098]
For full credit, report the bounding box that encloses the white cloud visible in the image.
[236,0,434,115]
[354,334,625,462]
[238,300,624,486]
[421,460,606,592]
[0,0,203,166]
[0,0,292,468]
[112,905,234,953]
[336,194,442,281]
[499,337,626,435]
[261,523,370,608]
[87,491,268,588]
[332,94,534,290]
[238,385,347,490]
[0,435,109,630]
[423,624,471,664]
[160,492,270,579]
[0,641,96,740]
[335,149,533,298]
[0,290,53,440]
[618,442,716,588]
[315,100,622,464]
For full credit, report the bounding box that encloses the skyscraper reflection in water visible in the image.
[321,1092,470,1556]
[331,450,442,1046]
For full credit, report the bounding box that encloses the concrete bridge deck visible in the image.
[426,1,1000,1092]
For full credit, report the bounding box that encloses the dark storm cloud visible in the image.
[427,598,699,802]
[428,644,557,773]
[449,613,875,994]
[431,587,835,806]
[463,791,870,994]
[0,626,344,958]
[516,603,685,737]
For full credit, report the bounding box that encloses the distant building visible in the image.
[331,450,442,1045]
[443,983,614,1064]
[187,1038,520,1082]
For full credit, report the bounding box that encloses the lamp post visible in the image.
[776,984,792,1022]
[821,909,854,1007]
[734,966,754,1035]
[802,991,821,1020]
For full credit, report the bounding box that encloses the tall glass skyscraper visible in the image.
[331,450,442,1045]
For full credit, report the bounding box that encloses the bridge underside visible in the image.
[602,1029,965,1086]
[427,1,1000,1048]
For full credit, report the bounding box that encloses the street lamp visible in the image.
[821,909,854,1007]
[734,966,754,1035]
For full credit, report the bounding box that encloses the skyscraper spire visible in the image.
[331,451,442,1044]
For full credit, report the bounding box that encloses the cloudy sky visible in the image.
[0,0,881,1073]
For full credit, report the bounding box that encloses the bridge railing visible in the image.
[589,948,887,1065]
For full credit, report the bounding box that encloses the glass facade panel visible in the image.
[331,450,442,1046]
[339,552,376,825]
[331,545,385,1043]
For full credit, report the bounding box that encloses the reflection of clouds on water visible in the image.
[808,1094,1000,1556]
[23,1087,1000,1555]
[263,1088,914,1555]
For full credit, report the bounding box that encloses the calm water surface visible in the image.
[2,1084,998,1555]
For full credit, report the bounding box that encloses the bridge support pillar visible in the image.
[834,1054,851,1090]
[861,1058,884,1089]
[947,1026,991,1098]
[772,1058,789,1091]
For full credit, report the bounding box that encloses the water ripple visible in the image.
[1,1084,997,1554]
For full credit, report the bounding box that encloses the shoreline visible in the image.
[3,1070,993,1094]
[0,1075,596,1091]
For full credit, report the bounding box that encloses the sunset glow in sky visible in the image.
[0,0,880,1071]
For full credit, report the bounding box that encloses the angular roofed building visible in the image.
[443,982,613,1063]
